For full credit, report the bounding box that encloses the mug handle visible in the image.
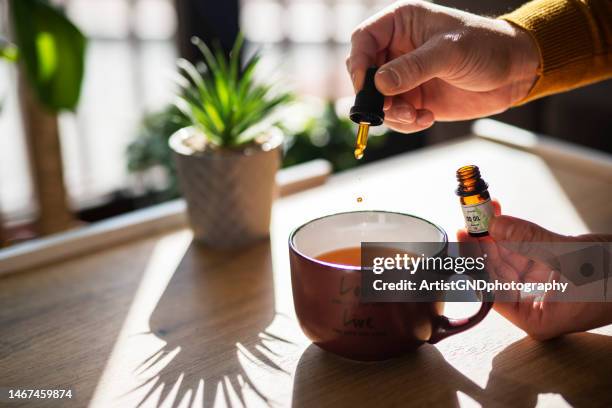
[428,286,494,344]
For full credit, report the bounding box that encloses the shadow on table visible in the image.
[130,239,291,407]
[1,235,163,408]
[292,343,484,407]
[292,332,612,407]
[484,332,612,407]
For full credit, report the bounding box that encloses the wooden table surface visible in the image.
[1,137,611,408]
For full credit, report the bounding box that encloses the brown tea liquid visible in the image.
[317,247,362,267]
[316,247,416,268]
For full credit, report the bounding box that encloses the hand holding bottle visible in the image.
[457,200,612,340]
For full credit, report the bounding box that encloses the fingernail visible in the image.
[396,106,415,123]
[377,69,400,90]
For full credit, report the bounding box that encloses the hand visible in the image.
[346,1,540,133]
[457,201,612,340]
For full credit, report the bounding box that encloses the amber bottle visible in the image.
[456,165,494,237]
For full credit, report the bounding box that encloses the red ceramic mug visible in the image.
[289,211,493,361]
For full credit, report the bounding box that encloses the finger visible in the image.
[347,9,397,91]
[457,229,479,243]
[457,229,485,261]
[384,110,434,133]
[459,224,516,282]
[491,199,501,216]
[384,93,422,114]
[375,38,451,96]
[384,119,422,134]
[484,256,522,303]
[415,109,434,126]
[489,215,565,243]
[472,235,521,304]
[480,238,519,283]
[487,200,535,272]
[488,213,564,287]
[383,96,393,110]
[459,227,520,304]
[477,236,511,279]
[384,103,417,124]
[498,248,533,278]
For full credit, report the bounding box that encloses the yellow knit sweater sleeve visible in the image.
[500,0,612,104]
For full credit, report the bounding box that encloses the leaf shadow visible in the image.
[128,239,293,407]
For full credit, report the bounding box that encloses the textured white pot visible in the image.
[169,127,282,248]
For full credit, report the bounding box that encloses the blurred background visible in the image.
[0,0,610,244]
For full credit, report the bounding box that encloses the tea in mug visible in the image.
[316,246,416,268]
[316,247,362,267]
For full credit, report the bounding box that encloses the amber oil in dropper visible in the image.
[349,66,384,160]
[354,122,370,159]
[456,165,494,237]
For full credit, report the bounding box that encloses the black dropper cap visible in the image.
[349,66,385,126]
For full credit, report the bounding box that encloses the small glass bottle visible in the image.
[456,165,494,237]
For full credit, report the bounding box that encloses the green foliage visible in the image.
[281,101,386,172]
[127,106,188,199]
[127,100,392,199]
[175,34,293,148]
[9,0,86,111]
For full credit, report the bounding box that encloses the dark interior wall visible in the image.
[429,0,612,153]
[174,0,239,61]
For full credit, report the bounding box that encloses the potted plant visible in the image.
[170,35,292,248]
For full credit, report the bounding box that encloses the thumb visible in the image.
[375,38,449,95]
[489,215,567,243]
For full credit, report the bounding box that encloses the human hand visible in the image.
[457,201,612,340]
[346,1,540,133]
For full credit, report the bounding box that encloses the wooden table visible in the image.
[1,135,611,408]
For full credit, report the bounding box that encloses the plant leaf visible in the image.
[10,0,87,112]
[179,34,292,147]
[229,32,243,87]
[191,37,219,75]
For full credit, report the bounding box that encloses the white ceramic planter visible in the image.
[169,127,282,248]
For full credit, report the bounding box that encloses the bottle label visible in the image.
[461,199,494,234]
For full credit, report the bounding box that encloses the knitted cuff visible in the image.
[500,0,596,104]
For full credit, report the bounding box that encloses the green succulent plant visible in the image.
[175,34,292,148]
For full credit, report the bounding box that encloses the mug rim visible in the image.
[288,210,448,272]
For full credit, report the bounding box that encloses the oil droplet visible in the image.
[354,148,364,160]
[357,196,363,203]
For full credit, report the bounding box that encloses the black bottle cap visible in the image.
[349,66,385,126]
